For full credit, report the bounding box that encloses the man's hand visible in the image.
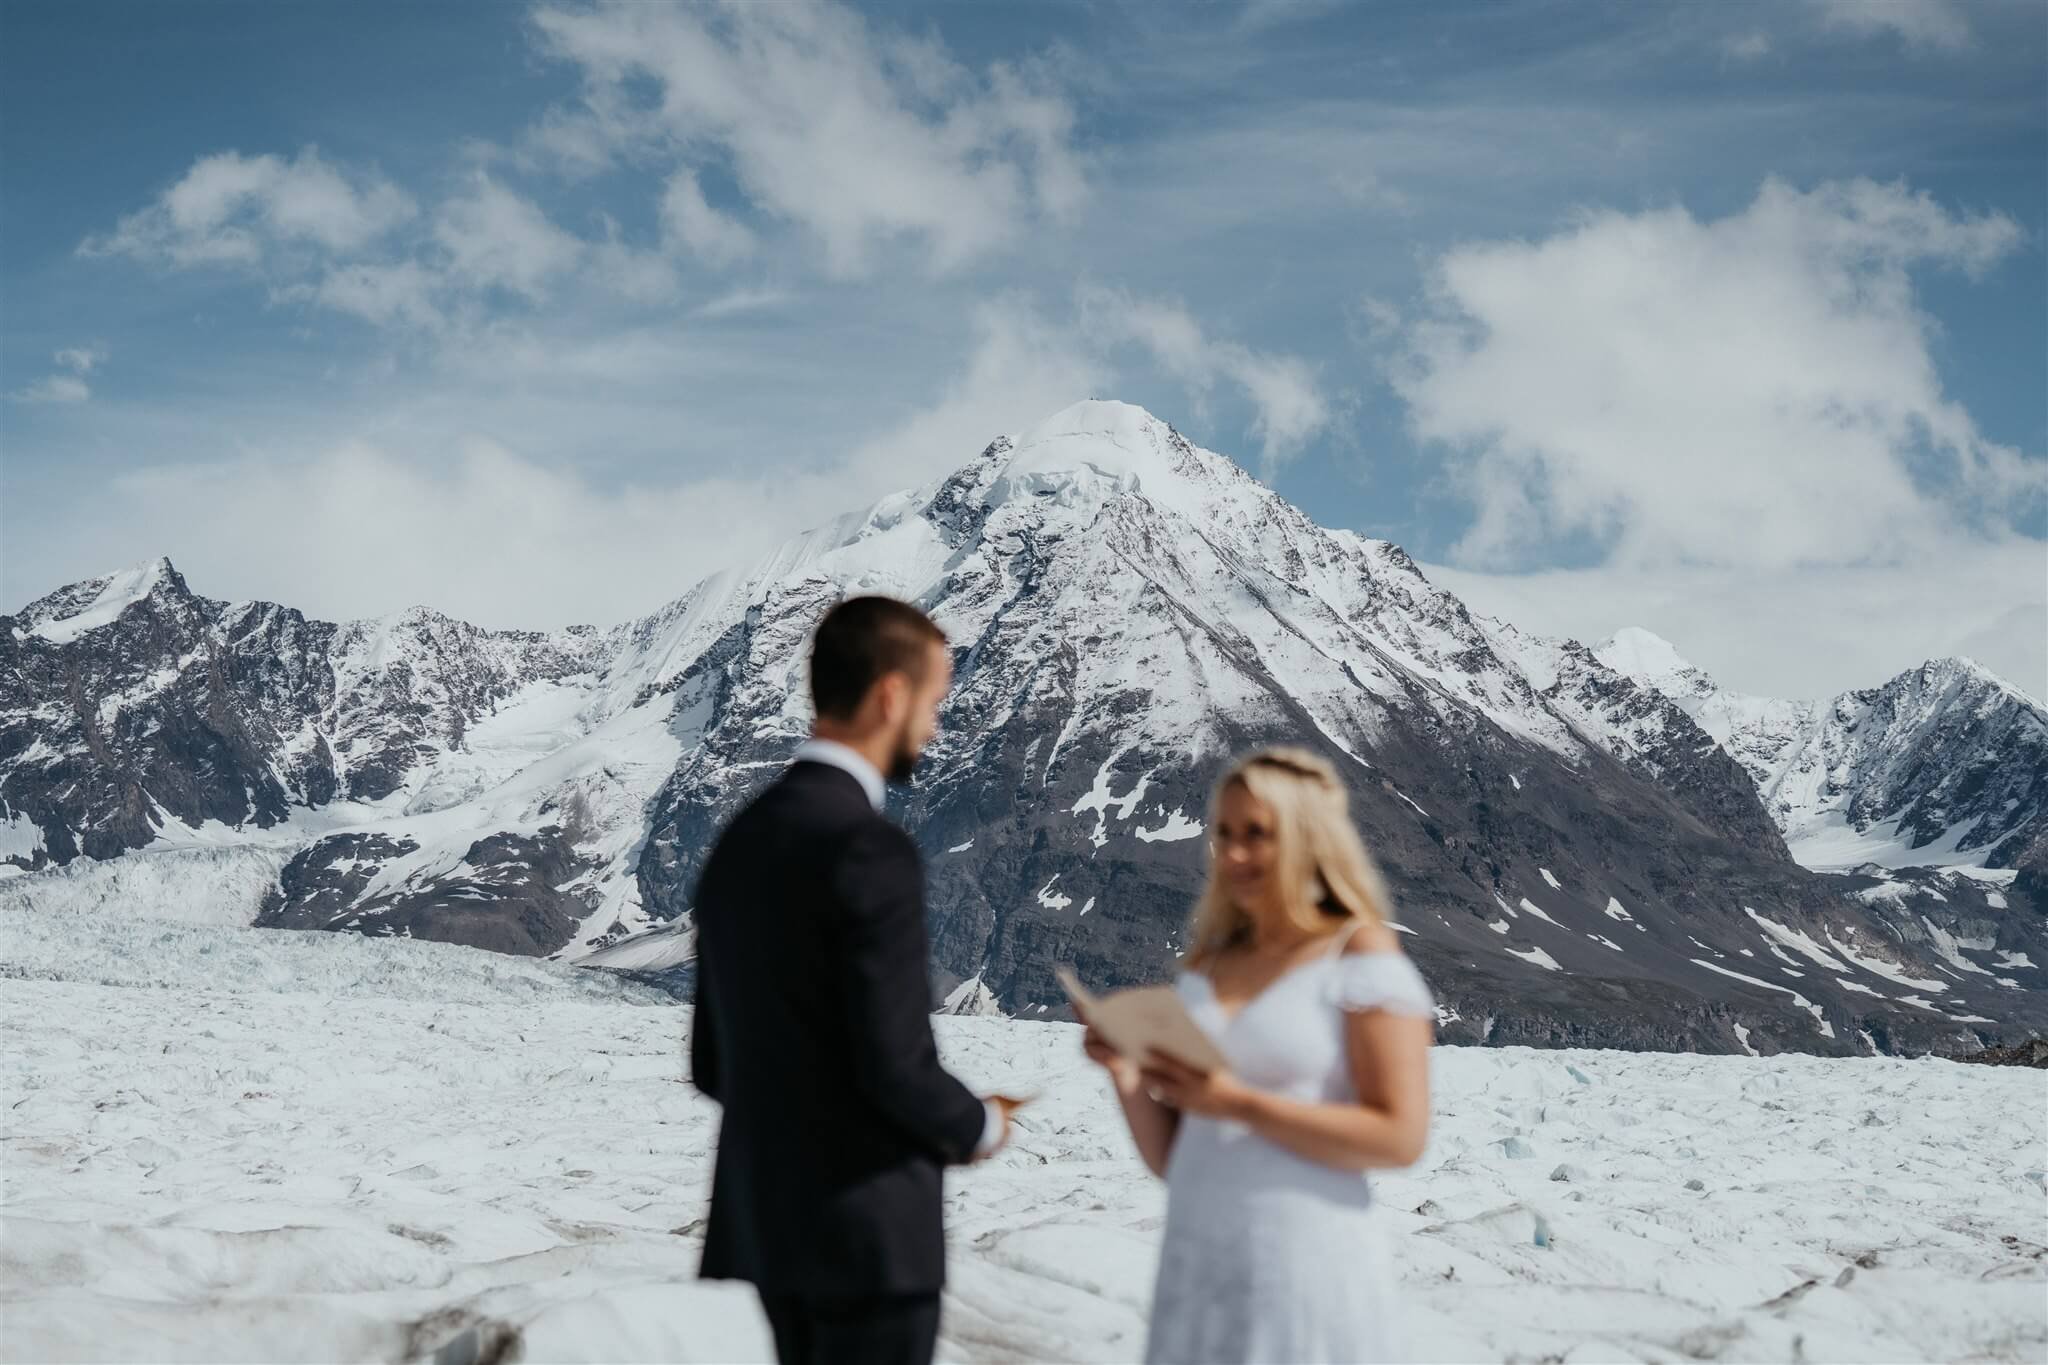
[974,1093,1031,1160]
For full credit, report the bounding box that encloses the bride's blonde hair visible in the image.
[1184,746,1395,968]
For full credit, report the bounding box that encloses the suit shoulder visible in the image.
[836,813,919,863]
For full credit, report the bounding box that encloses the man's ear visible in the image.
[872,670,909,725]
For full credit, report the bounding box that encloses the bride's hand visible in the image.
[1074,1005,1141,1088]
[1139,1051,1255,1119]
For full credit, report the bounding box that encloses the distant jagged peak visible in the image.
[1595,626,2039,718]
[983,398,1248,516]
[14,555,188,645]
[1594,627,1714,695]
[1868,654,2046,718]
[1010,397,1181,457]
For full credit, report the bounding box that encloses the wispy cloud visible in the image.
[1078,286,1331,467]
[1721,31,1772,62]
[691,286,796,320]
[88,151,662,333]
[26,304,1101,629]
[53,345,107,374]
[76,0,1086,329]
[1233,0,1347,34]
[528,0,1085,276]
[1424,544,2044,702]
[80,148,414,266]
[659,170,757,267]
[9,345,107,404]
[282,261,446,330]
[1812,0,1973,52]
[431,176,584,301]
[11,375,91,405]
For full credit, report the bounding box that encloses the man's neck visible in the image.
[809,725,892,779]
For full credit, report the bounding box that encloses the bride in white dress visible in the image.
[1078,746,1436,1365]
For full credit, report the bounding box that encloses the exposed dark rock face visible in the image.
[3,559,620,954]
[1956,1038,2048,1068]
[251,828,587,955]
[2012,826,2048,912]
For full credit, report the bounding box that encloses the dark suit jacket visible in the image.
[689,760,988,1297]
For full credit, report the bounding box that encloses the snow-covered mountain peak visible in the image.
[1594,632,2048,871]
[1595,627,1707,694]
[16,556,184,645]
[1009,397,1173,456]
[985,399,1241,517]
[1911,655,2039,708]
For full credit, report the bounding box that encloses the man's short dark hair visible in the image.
[809,596,948,721]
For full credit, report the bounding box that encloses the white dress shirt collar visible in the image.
[793,737,887,812]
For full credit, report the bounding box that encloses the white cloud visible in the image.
[523,104,635,179]
[76,0,1085,341]
[8,346,108,404]
[1382,175,2043,699]
[10,375,91,405]
[288,261,447,330]
[530,0,1084,276]
[81,148,414,266]
[84,150,666,327]
[1722,31,1772,61]
[1234,0,1346,33]
[431,177,584,300]
[838,295,1107,491]
[1078,286,1330,466]
[1354,295,1402,343]
[54,346,106,374]
[659,170,757,267]
[1813,0,1972,52]
[70,438,774,629]
[587,243,684,305]
[17,301,1103,628]
[692,286,796,320]
[1389,177,2034,573]
[1328,166,1413,215]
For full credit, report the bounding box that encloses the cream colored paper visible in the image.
[1055,966,1228,1073]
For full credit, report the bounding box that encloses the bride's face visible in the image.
[1211,780,1281,917]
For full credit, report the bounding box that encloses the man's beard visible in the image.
[886,725,923,786]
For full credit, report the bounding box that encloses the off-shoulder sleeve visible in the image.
[1324,952,1435,1017]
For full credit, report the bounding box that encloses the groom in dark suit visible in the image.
[689,595,1017,1365]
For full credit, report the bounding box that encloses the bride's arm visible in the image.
[1109,1054,1183,1178]
[1079,1014,1182,1177]
[1140,1010,1429,1171]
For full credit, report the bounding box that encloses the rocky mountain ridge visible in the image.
[5,400,2043,1056]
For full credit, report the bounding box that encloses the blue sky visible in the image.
[3,0,2043,697]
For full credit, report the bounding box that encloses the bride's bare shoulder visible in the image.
[1339,918,1403,956]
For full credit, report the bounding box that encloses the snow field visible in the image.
[2,909,2043,1363]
